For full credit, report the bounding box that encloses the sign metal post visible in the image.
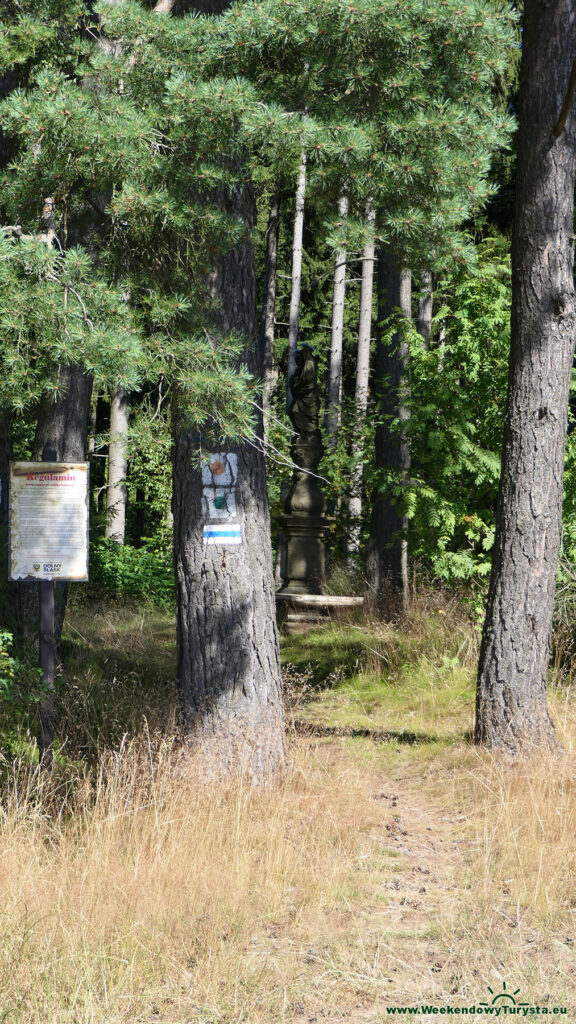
[38,443,56,767]
[39,576,55,765]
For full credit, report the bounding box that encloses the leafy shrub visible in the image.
[0,630,46,754]
[87,538,174,607]
[381,239,511,582]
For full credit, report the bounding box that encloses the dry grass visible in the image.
[455,690,576,955]
[2,602,576,1021]
[0,733,397,1023]
[3,728,576,1021]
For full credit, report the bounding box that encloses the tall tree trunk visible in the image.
[0,413,16,633]
[286,149,307,407]
[347,201,376,558]
[31,367,93,466]
[17,366,93,644]
[324,193,349,451]
[366,252,411,617]
[475,0,576,753]
[172,176,285,779]
[105,387,129,544]
[417,269,433,349]
[0,414,11,535]
[259,192,280,438]
[0,74,22,634]
[87,392,98,457]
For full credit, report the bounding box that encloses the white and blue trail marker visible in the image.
[203,524,242,545]
[201,453,242,544]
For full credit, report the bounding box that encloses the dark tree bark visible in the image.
[17,366,93,649]
[0,70,21,632]
[0,414,15,633]
[172,145,284,775]
[0,69,19,170]
[366,252,411,618]
[475,0,576,753]
[31,367,93,465]
[0,415,10,534]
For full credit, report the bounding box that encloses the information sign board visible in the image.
[9,462,89,581]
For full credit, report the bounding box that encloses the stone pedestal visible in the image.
[277,345,331,598]
[275,346,362,628]
[278,514,332,595]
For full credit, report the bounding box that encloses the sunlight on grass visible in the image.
[1,602,575,1020]
[0,735,397,1024]
[282,606,477,743]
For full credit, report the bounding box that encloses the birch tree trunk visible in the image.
[417,269,433,349]
[259,193,280,438]
[286,149,307,407]
[324,193,349,451]
[105,387,129,544]
[366,253,411,617]
[475,0,576,753]
[0,71,19,630]
[347,201,375,557]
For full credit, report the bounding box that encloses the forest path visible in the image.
[282,730,576,1024]
[276,734,483,1024]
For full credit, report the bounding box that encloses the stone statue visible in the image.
[288,345,321,438]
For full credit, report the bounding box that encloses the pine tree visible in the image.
[475,0,576,753]
[0,0,281,771]
[366,253,411,615]
[110,0,286,777]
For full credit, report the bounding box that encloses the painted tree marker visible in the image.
[201,453,241,544]
[203,524,242,545]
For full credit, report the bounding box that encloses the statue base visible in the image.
[277,514,332,595]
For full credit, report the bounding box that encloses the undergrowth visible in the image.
[0,596,575,1020]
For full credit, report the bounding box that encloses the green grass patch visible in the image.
[56,604,178,761]
[281,612,477,746]
[3,597,478,769]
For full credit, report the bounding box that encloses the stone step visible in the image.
[285,612,327,623]
[276,593,364,633]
